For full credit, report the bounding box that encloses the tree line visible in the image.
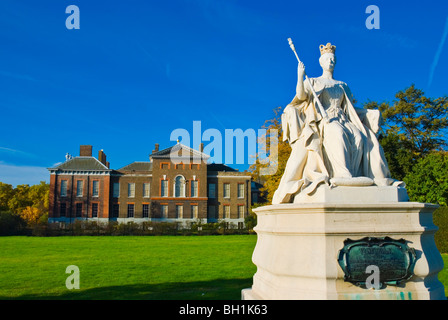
[0,181,49,235]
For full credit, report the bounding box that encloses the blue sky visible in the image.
[0,0,447,186]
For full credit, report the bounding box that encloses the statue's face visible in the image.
[319,53,336,72]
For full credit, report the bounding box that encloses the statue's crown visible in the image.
[319,43,336,55]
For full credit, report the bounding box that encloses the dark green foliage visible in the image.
[0,211,26,236]
[365,85,448,181]
[404,152,448,206]
[29,220,252,236]
[434,207,448,253]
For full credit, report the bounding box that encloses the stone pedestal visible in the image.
[242,187,446,300]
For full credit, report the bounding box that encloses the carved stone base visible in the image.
[293,185,409,204]
[242,200,446,300]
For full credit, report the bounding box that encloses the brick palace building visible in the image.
[48,143,253,227]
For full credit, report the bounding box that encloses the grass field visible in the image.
[0,235,447,300]
[0,235,257,300]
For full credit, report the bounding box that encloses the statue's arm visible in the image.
[295,62,307,101]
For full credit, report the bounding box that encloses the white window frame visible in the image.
[238,183,245,199]
[60,180,68,197]
[142,203,149,218]
[174,175,186,197]
[223,183,230,199]
[128,183,135,198]
[161,205,168,218]
[127,203,134,218]
[76,180,83,197]
[191,180,198,198]
[175,205,183,218]
[191,205,198,219]
[238,205,245,219]
[161,180,168,197]
[92,180,99,197]
[143,183,150,198]
[224,205,230,219]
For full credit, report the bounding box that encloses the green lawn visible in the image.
[0,236,447,300]
[0,235,257,300]
[439,254,448,297]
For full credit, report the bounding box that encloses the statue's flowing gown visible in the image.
[272,77,391,204]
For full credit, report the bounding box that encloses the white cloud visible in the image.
[428,16,448,89]
[0,162,49,187]
[0,146,38,159]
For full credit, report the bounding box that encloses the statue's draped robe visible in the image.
[272,78,391,204]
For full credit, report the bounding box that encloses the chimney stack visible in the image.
[80,145,92,157]
[199,143,204,153]
[98,149,107,166]
[152,143,160,154]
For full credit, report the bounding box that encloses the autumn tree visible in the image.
[7,184,32,214]
[249,106,291,204]
[0,182,14,211]
[19,206,44,227]
[0,181,49,231]
[28,181,50,213]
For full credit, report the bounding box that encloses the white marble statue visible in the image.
[273,42,399,204]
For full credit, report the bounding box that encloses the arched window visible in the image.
[174,175,186,197]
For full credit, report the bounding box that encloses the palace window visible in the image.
[127,204,134,218]
[161,180,168,197]
[175,205,183,218]
[92,180,99,197]
[76,180,83,197]
[174,176,185,197]
[224,205,230,219]
[92,203,98,218]
[113,183,120,198]
[128,183,135,198]
[143,183,150,198]
[208,184,216,199]
[223,183,230,199]
[191,205,198,219]
[60,180,68,197]
[161,205,168,218]
[161,163,169,169]
[143,204,149,218]
[191,180,198,197]
[238,205,245,219]
[238,183,245,199]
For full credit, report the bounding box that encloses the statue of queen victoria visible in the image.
[273,43,401,204]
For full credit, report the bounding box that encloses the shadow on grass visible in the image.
[0,278,252,300]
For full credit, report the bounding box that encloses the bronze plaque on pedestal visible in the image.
[337,237,417,288]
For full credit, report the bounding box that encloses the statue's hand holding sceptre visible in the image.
[296,61,307,101]
[287,37,329,123]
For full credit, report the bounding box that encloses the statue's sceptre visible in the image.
[287,38,328,121]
